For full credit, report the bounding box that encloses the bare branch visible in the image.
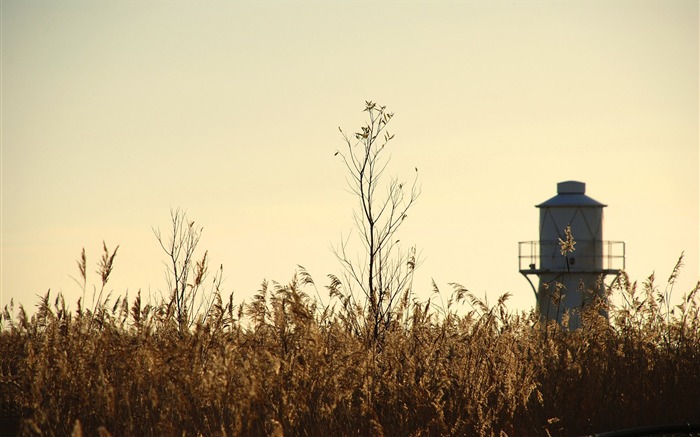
[333,102,421,344]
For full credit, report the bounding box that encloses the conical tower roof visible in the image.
[536,181,606,208]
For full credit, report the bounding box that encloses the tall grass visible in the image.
[1,256,699,436]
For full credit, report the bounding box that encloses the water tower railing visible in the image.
[518,240,625,273]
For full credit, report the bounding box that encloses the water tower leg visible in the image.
[519,272,538,300]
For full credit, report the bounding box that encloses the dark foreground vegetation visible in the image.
[1,260,699,436]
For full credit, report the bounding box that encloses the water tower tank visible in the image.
[519,181,625,329]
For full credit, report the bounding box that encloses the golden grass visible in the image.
[1,258,699,436]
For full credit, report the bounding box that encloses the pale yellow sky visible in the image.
[2,1,698,313]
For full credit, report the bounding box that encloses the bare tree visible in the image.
[153,208,221,331]
[333,101,420,343]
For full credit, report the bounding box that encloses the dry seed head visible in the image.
[97,241,119,286]
[71,419,83,437]
[558,225,576,255]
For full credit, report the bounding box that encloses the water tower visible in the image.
[519,181,625,328]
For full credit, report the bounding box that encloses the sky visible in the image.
[2,0,698,316]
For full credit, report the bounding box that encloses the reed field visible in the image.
[1,253,699,436]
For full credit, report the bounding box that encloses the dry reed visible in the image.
[1,256,699,436]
